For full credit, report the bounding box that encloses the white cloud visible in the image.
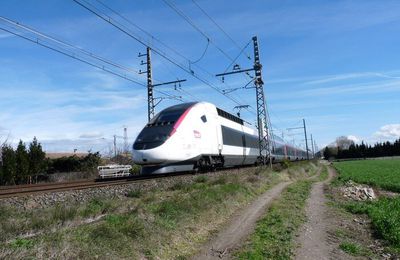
[79,132,104,139]
[374,124,400,139]
[347,135,360,143]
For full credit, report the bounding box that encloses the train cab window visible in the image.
[134,102,197,150]
[201,115,207,123]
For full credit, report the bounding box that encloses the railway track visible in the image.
[0,164,270,199]
[0,172,191,199]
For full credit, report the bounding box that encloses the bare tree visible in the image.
[336,136,354,150]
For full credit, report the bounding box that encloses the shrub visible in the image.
[130,164,141,175]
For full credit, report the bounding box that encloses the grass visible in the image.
[1,163,318,259]
[1,167,284,259]
[345,198,400,249]
[235,180,313,259]
[339,241,362,255]
[318,166,329,182]
[333,159,400,192]
[126,189,142,198]
[333,159,400,251]
[9,238,35,249]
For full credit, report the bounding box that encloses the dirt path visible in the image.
[193,181,292,260]
[295,166,350,260]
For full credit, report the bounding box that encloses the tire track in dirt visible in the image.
[193,181,292,260]
[295,166,351,260]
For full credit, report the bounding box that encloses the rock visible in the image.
[342,181,376,201]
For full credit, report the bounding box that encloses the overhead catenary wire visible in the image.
[73,0,255,115]
[93,0,225,81]
[82,0,255,116]
[191,0,251,60]
[162,0,234,63]
[0,16,186,103]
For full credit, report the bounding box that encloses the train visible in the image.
[132,101,307,174]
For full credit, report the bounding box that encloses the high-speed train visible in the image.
[132,102,307,174]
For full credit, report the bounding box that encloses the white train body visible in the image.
[132,102,306,174]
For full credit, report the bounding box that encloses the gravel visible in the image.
[0,168,257,210]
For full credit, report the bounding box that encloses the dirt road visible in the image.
[294,167,350,260]
[193,181,292,260]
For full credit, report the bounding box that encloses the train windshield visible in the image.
[134,102,196,150]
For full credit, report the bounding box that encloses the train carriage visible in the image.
[132,101,306,174]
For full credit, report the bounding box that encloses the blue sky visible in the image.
[0,0,400,153]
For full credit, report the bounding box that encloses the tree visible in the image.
[1,145,16,185]
[28,137,46,183]
[16,140,29,184]
[323,147,332,160]
[336,136,354,150]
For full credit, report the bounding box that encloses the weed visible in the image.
[212,175,227,185]
[53,204,77,223]
[235,180,313,259]
[127,189,142,198]
[246,175,260,183]
[170,181,187,191]
[194,175,208,183]
[130,164,141,175]
[80,198,112,217]
[10,238,34,249]
[318,166,329,181]
[90,223,120,241]
[30,214,48,230]
[340,241,362,255]
[282,159,291,169]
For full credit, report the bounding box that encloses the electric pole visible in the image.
[311,134,314,158]
[139,47,186,122]
[139,47,154,122]
[216,36,273,167]
[113,135,117,158]
[303,119,309,160]
[123,127,128,155]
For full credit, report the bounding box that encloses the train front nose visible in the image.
[132,147,166,165]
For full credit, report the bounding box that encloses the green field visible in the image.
[334,159,400,251]
[334,159,400,192]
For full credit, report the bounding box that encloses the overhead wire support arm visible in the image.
[139,47,187,121]
[215,68,254,77]
[153,79,186,87]
[215,36,273,167]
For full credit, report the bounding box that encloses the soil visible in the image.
[294,166,352,260]
[192,181,292,259]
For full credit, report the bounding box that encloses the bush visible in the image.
[130,164,141,175]
[281,159,291,169]
[47,152,101,174]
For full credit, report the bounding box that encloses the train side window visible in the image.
[201,115,207,123]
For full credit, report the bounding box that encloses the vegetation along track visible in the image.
[0,167,258,199]
[0,173,182,199]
